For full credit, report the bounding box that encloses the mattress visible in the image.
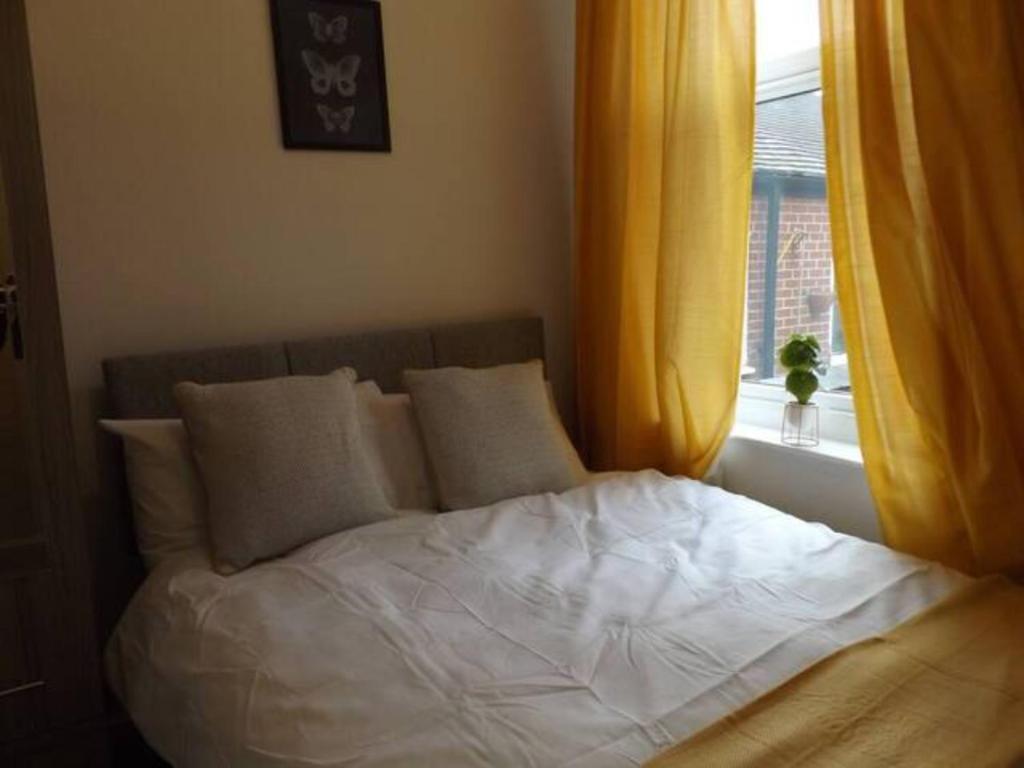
[106,471,966,767]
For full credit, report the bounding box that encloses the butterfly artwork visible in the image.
[301,50,361,97]
[271,0,390,151]
[309,12,348,44]
[316,104,356,133]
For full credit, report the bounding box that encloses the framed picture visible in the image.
[269,0,391,152]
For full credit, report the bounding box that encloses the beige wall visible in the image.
[26,0,576,494]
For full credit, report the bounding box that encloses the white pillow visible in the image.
[99,419,207,570]
[355,382,438,511]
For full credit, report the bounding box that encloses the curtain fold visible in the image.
[575,0,755,477]
[820,0,1024,574]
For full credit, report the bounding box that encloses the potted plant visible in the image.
[805,291,835,318]
[778,334,824,446]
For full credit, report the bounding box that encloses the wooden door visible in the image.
[0,0,105,757]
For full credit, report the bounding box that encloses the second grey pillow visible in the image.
[175,370,391,573]
[404,360,586,510]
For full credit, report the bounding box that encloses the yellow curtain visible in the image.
[820,0,1024,575]
[575,0,755,477]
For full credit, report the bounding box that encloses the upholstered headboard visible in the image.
[96,317,545,639]
[103,317,544,418]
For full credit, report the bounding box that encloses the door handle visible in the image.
[0,273,22,360]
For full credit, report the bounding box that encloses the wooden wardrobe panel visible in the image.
[0,577,46,743]
[0,582,32,692]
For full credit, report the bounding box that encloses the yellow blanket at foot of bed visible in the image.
[646,577,1024,768]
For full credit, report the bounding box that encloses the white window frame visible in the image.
[737,47,859,447]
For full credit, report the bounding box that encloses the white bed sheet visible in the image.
[107,471,966,767]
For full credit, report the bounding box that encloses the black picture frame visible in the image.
[269,0,391,152]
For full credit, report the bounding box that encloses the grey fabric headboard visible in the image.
[96,317,544,641]
[102,316,544,419]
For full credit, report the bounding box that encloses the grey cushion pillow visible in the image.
[174,370,391,573]
[404,360,586,510]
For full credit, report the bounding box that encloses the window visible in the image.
[742,0,849,395]
[734,0,858,447]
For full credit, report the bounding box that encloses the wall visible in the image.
[719,432,880,543]
[24,0,577,496]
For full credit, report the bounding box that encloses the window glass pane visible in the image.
[743,89,849,392]
[755,0,820,74]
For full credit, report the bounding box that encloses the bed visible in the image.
[99,318,975,767]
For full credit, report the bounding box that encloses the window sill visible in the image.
[729,422,863,467]
[736,381,860,445]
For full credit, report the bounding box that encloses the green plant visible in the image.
[778,334,823,405]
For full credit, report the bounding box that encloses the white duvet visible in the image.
[107,471,965,767]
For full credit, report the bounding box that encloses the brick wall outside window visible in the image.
[745,190,835,378]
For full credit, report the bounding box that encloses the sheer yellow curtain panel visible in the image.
[575,0,755,477]
[820,0,1024,574]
